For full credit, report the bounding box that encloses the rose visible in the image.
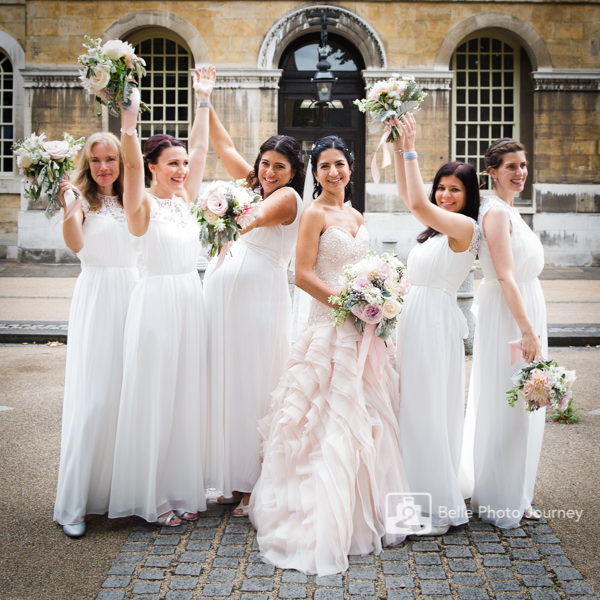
[206,192,228,217]
[352,276,370,291]
[42,140,71,160]
[16,154,33,169]
[382,298,402,319]
[203,210,220,225]
[86,65,111,93]
[235,204,260,229]
[362,303,384,324]
[102,39,136,61]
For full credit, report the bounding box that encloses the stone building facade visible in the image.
[0,1,598,264]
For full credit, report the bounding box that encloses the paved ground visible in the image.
[0,261,598,600]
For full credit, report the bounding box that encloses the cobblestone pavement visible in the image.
[95,502,597,600]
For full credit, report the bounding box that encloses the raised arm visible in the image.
[393,114,475,251]
[208,106,253,179]
[294,205,336,306]
[484,208,542,363]
[183,65,216,204]
[240,186,298,235]
[120,88,150,236]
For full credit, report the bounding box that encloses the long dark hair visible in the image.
[310,136,355,203]
[247,135,305,197]
[417,161,480,244]
[142,134,186,186]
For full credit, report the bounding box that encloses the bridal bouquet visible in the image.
[354,74,427,142]
[506,359,576,413]
[329,252,409,340]
[78,36,149,117]
[192,180,262,256]
[12,132,85,217]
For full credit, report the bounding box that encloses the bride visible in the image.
[249,136,411,576]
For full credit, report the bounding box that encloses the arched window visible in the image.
[130,34,193,146]
[278,34,366,211]
[0,50,13,173]
[452,35,533,199]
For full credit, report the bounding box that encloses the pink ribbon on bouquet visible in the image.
[370,123,392,185]
[508,339,523,365]
[205,240,232,280]
[356,322,388,384]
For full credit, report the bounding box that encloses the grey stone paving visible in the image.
[95,503,597,600]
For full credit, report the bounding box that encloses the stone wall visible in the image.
[0,1,598,263]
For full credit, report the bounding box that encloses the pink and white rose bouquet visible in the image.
[12,132,85,217]
[192,180,262,256]
[329,252,409,340]
[507,359,576,413]
[78,36,149,117]
[354,74,427,142]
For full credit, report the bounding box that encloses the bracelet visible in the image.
[393,149,403,154]
[120,127,137,136]
[196,101,211,109]
[403,151,418,160]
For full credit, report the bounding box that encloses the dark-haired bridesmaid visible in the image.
[204,104,305,517]
[108,66,215,527]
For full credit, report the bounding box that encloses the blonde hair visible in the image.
[72,132,123,209]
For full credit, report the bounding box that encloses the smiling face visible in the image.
[489,150,528,198]
[257,150,294,198]
[313,148,352,196]
[89,142,120,195]
[435,175,467,213]
[148,146,189,194]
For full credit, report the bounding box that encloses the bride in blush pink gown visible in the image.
[249,136,410,576]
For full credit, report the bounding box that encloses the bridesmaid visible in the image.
[203,107,305,517]
[250,136,412,575]
[108,66,215,527]
[54,132,138,537]
[392,114,480,535]
[460,138,547,528]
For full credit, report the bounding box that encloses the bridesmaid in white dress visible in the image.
[460,138,547,528]
[204,107,305,517]
[54,132,138,537]
[250,136,411,576]
[109,67,215,527]
[392,114,480,536]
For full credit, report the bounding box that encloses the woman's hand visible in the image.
[521,328,542,363]
[397,113,417,152]
[193,65,216,102]
[58,178,81,211]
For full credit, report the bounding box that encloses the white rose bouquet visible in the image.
[354,74,427,142]
[192,180,262,257]
[507,359,577,413]
[329,251,410,340]
[12,132,85,217]
[78,36,149,117]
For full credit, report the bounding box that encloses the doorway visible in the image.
[278,33,366,212]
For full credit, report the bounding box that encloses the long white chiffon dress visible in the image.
[54,196,138,526]
[250,225,410,576]
[396,223,479,529]
[109,194,207,522]
[460,196,547,529]
[202,190,302,497]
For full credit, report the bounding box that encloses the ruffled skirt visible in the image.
[249,318,409,576]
